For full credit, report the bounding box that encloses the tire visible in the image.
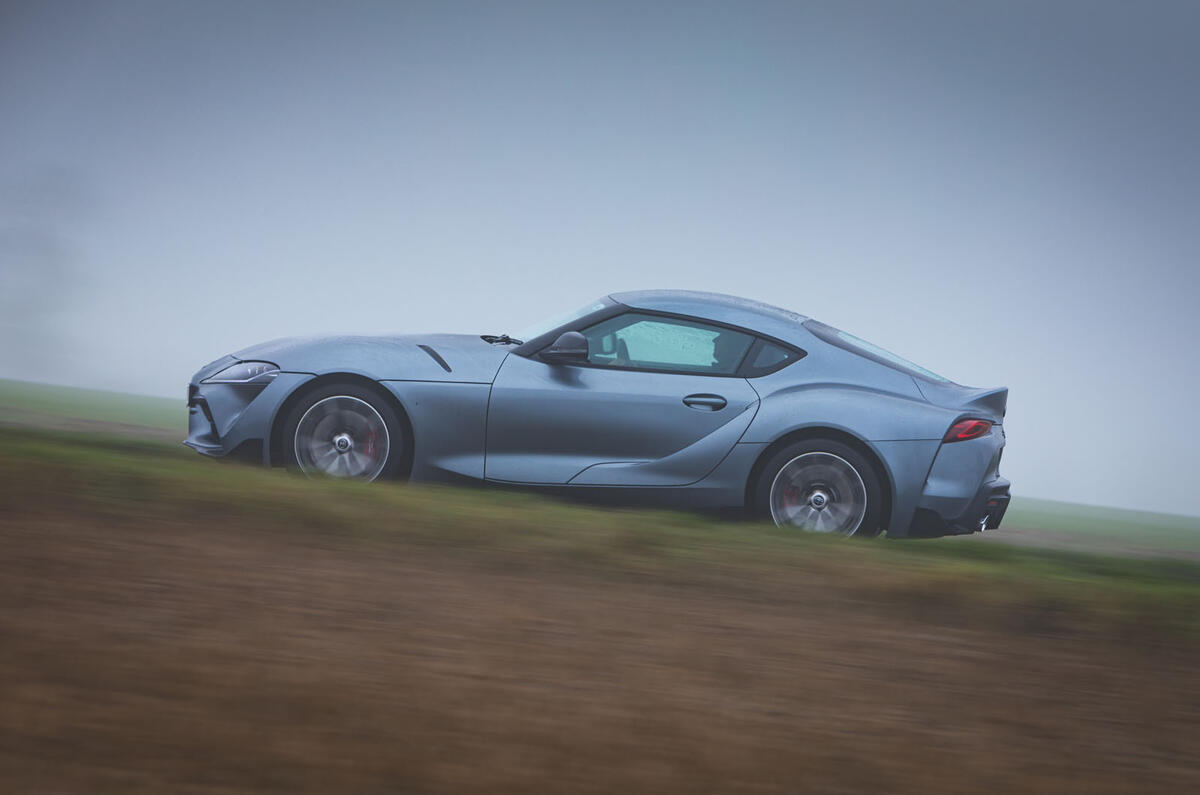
[281,382,408,482]
[752,439,883,537]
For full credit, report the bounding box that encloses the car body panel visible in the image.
[568,402,758,486]
[380,380,490,481]
[870,438,945,536]
[185,371,315,464]
[528,441,768,509]
[913,378,1009,424]
[484,353,759,485]
[185,289,1010,539]
[235,334,509,383]
[915,425,1008,533]
[741,331,949,442]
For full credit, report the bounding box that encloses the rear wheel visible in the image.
[282,383,407,482]
[753,439,882,537]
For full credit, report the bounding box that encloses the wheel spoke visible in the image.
[795,505,814,528]
[314,447,339,471]
[349,450,371,476]
[814,509,829,532]
[825,501,850,528]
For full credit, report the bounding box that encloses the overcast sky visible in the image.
[2,0,1198,515]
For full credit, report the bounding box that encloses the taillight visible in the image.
[943,419,992,443]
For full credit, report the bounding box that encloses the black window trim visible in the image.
[514,303,807,379]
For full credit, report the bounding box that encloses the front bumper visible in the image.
[184,367,314,466]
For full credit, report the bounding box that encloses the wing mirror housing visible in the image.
[541,331,589,364]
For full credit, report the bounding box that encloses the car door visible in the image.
[484,312,760,485]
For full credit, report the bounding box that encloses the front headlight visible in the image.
[201,360,280,384]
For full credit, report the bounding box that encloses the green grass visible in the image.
[0,378,180,432]
[2,425,1198,640]
[1005,496,1200,549]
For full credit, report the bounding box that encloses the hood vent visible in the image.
[417,344,452,373]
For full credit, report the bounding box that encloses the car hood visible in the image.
[233,333,512,383]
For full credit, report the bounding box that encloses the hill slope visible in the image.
[1,428,1198,793]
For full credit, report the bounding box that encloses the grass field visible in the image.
[0,377,180,434]
[1,379,1200,791]
[987,496,1200,557]
[1,426,1198,793]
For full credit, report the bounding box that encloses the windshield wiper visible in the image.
[481,334,524,345]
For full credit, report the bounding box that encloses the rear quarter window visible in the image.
[739,339,805,378]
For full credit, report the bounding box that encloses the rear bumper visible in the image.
[909,478,1010,537]
[905,425,1010,538]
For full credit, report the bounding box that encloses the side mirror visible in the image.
[541,331,589,364]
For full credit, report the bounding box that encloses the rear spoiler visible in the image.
[959,386,1008,419]
[913,381,1008,421]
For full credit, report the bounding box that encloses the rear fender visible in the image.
[741,383,955,444]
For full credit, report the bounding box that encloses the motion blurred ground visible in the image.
[1,379,1198,793]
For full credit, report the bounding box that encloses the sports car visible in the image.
[185,290,1010,537]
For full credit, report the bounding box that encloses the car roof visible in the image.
[608,290,810,346]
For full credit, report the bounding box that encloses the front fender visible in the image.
[234,334,509,383]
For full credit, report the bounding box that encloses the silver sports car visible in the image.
[185,290,1010,538]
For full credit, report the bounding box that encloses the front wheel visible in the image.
[752,440,883,537]
[281,383,407,482]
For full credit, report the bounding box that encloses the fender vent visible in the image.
[417,344,452,373]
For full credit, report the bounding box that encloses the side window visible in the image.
[578,313,754,375]
[741,339,802,377]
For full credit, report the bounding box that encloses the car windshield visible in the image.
[513,299,610,342]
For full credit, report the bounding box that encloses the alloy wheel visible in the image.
[293,395,391,481]
[768,452,868,535]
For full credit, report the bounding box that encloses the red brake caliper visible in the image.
[784,485,801,507]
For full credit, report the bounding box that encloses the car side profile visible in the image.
[185,290,1010,538]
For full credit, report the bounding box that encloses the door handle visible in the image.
[682,393,727,411]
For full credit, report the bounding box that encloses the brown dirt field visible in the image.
[1,510,1198,794]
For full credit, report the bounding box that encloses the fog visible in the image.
[2,0,1198,514]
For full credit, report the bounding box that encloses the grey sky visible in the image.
[2,1,1198,514]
